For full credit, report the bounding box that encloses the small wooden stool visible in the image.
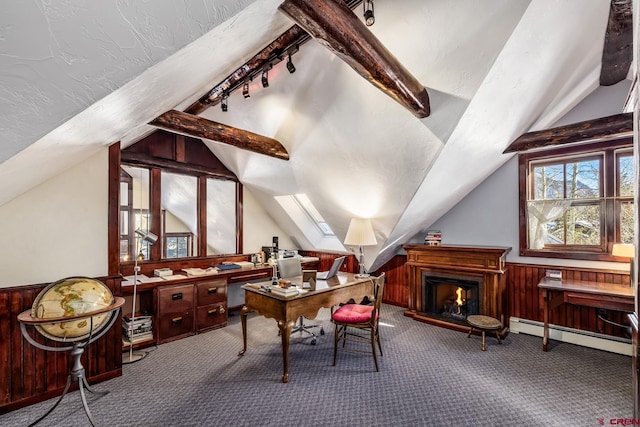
[467,315,502,351]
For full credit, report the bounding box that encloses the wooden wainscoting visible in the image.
[0,277,122,413]
[297,251,358,273]
[372,255,408,307]
[507,263,631,337]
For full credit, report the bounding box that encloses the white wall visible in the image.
[421,155,627,272]
[0,149,109,287]
[243,187,295,254]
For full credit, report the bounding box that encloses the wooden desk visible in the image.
[538,277,634,351]
[239,273,373,383]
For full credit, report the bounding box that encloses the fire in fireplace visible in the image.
[422,273,482,325]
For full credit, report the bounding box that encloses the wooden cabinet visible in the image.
[195,279,227,332]
[156,278,229,343]
[122,266,273,346]
[157,283,195,343]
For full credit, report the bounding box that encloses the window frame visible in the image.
[519,137,633,261]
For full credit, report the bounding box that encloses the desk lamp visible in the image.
[123,229,158,364]
[344,218,377,278]
[612,243,636,282]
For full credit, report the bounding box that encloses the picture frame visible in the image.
[302,270,317,290]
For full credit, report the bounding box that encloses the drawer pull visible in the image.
[207,287,218,294]
[172,293,183,300]
[171,317,183,324]
[207,308,217,315]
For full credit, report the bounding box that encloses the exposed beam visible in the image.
[279,0,430,118]
[503,113,632,153]
[150,110,290,161]
[600,0,632,86]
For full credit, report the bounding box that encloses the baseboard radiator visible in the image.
[509,317,632,356]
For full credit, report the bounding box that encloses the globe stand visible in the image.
[18,296,124,427]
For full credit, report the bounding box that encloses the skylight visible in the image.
[293,194,334,236]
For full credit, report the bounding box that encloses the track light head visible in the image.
[286,54,296,74]
[261,70,269,88]
[221,94,228,112]
[364,0,375,26]
[242,82,250,98]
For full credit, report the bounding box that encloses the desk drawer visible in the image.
[565,292,634,312]
[196,303,227,332]
[158,284,194,313]
[158,312,194,343]
[196,279,227,306]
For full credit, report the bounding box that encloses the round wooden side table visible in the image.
[467,314,502,351]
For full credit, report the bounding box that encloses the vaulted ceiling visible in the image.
[0,0,633,271]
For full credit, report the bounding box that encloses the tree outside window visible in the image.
[520,139,634,261]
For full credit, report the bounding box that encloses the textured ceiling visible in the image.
[0,0,630,270]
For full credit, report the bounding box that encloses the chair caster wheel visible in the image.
[311,338,317,345]
[320,328,325,335]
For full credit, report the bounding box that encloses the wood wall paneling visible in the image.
[371,254,408,307]
[506,263,630,337]
[0,278,122,414]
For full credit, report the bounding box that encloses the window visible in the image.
[164,233,193,258]
[519,138,633,261]
[113,132,242,268]
[293,193,334,236]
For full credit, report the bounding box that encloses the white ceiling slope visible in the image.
[0,1,630,271]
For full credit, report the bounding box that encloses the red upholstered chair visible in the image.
[331,272,386,371]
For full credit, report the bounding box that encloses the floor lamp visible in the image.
[344,218,377,278]
[123,229,158,365]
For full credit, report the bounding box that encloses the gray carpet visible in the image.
[0,305,632,426]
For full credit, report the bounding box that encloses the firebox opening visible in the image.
[422,273,482,326]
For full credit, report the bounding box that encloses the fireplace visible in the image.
[403,244,511,333]
[422,273,482,325]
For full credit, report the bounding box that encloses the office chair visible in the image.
[331,272,386,371]
[277,257,324,345]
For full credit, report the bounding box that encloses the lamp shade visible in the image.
[135,229,158,245]
[344,218,377,246]
[612,243,635,258]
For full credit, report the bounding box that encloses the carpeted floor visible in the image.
[0,304,632,426]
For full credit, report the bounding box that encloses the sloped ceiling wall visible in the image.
[0,0,628,271]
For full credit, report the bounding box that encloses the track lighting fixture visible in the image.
[242,81,250,98]
[221,94,228,112]
[364,0,375,26]
[261,69,269,88]
[286,54,296,74]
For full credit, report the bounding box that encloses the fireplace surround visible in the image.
[404,245,511,334]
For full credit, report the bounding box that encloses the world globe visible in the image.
[31,277,115,342]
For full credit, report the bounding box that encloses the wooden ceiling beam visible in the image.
[503,112,632,153]
[600,0,633,86]
[279,0,430,118]
[150,110,290,161]
[185,25,309,115]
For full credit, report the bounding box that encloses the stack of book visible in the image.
[122,314,153,344]
[424,230,442,246]
[270,285,299,297]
